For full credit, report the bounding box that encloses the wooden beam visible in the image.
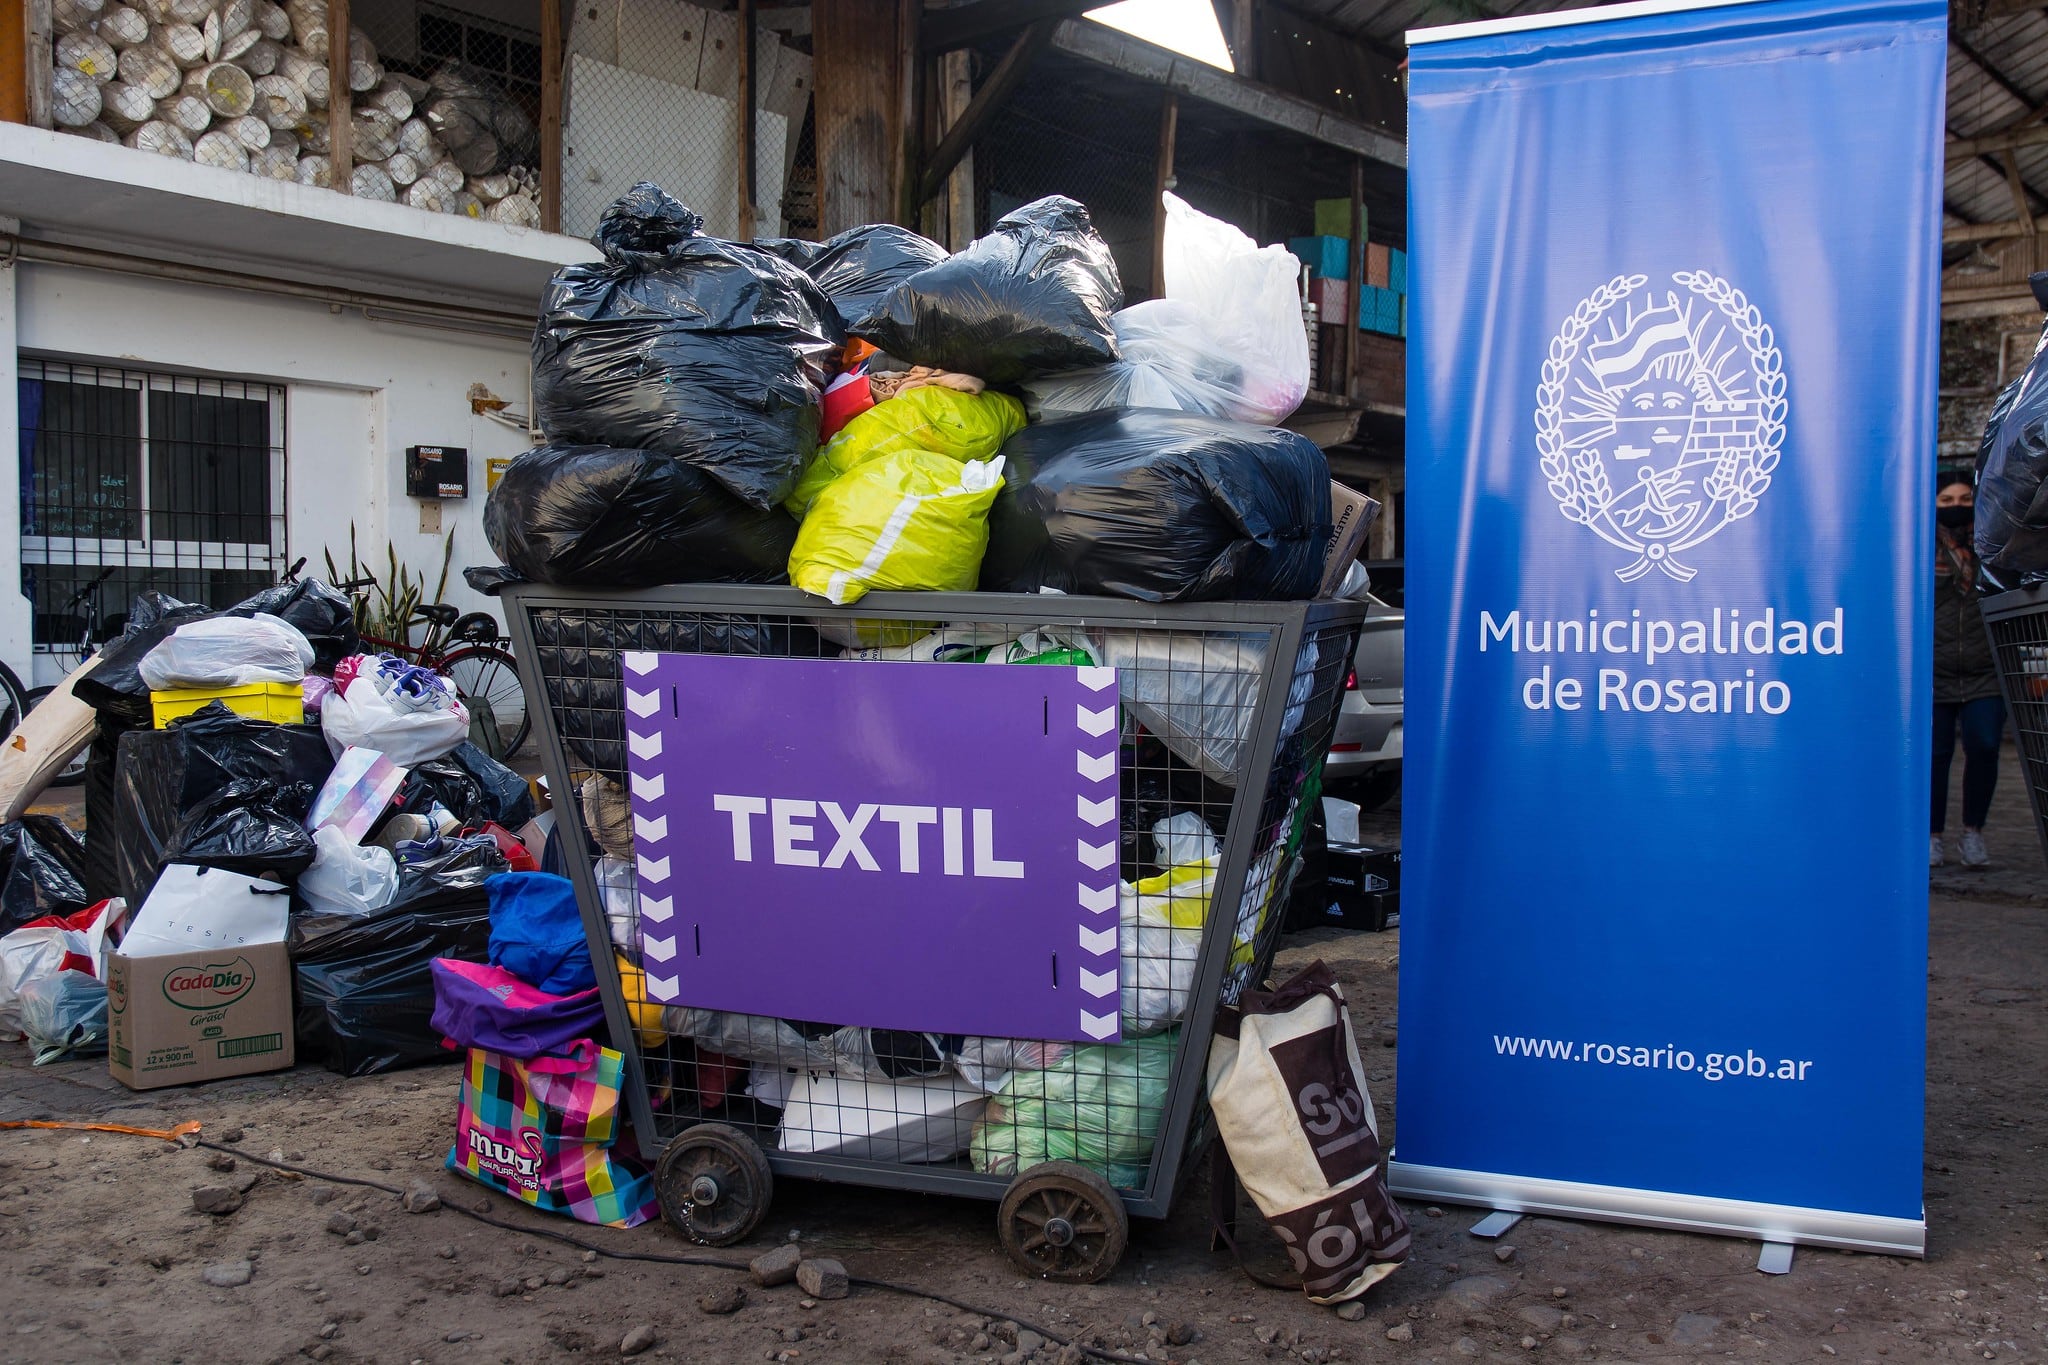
[1052,18,1405,168]
[1945,123,2048,159]
[1954,0,2048,25]
[895,0,920,226]
[814,0,900,235]
[1150,92,1177,299]
[737,0,757,236]
[923,0,1107,53]
[540,0,562,232]
[1,0,26,124]
[2002,150,2040,228]
[1948,212,2048,242]
[1951,32,2037,110]
[327,0,352,192]
[1231,0,1256,77]
[25,0,49,129]
[1346,157,1364,402]
[939,45,975,249]
[916,18,1056,206]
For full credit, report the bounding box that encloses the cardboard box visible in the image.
[1320,481,1383,597]
[1364,243,1391,288]
[1287,235,1350,280]
[1308,276,1350,323]
[1314,198,1362,240]
[109,940,294,1089]
[1358,284,1401,336]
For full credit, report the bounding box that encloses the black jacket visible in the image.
[1935,528,2000,705]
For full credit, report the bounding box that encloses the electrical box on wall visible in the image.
[405,445,469,499]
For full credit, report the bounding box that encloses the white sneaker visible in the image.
[1930,835,1946,868]
[1960,830,1992,868]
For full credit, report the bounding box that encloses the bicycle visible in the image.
[351,592,530,763]
[14,567,122,786]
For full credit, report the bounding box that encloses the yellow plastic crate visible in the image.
[150,681,307,728]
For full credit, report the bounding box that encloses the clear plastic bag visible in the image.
[320,664,469,767]
[297,824,399,918]
[19,967,106,1064]
[1023,194,1310,426]
[137,612,314,690]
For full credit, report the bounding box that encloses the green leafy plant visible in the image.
[324,523,455,649]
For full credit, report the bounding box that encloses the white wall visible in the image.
[0,254,32,685]
[12,261,536,680]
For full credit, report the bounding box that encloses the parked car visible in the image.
[1326,592,1403,811]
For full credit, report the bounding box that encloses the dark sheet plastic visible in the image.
[526,611,820,777]
[849,196,1122,385]
[532,183,842,510]
[112,703,335,907]
[71,592,212,715]
[759,224,950,330]
[421,62,538,176]
[386,742,536,832]
[291,889,493,1076]
[0,816,93,935]
[980,409,1333,602]
[484,444,797,588]
[1977,309,2048,590]
[227,579,361,673]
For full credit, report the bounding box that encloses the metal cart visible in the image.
[1984,582,2048,870]
[502,584,1363,1281]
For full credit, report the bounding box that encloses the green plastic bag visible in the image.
[970,1030,1178,1188]
[790,452,1006,605]
[787,386,1026,519]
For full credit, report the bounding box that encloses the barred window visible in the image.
[18,358,286,657]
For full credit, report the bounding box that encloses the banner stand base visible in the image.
[1468,1211,1523,1239]
[1388,1159,1926,1258]
[1757,1241,1796,1275]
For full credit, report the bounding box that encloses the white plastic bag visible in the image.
[0,925,80,1041]
[1025,194,1310,426]
[321,672,469,766]
[138,612,314,689]
[777,1071,988,1162]
[19,967,107,1064]
[1153,811,1220,868]
[297,824,398,918]
[1093,630,1318,785]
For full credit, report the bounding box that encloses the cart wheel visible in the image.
[654,1123,773,1246]
[998,1161,1129,1283]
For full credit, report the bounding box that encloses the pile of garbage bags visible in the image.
[0,577,550,1079]
[487,180,1337,610]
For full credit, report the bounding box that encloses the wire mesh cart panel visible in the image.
[502,584,1363,1280]
[1984,583,2048,871]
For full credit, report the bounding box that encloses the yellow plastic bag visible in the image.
[790,452,1007,606]
[786,386,1025,519]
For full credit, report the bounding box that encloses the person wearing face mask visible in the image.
[1932,473,2005,868]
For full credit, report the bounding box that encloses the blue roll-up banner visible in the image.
[1398,0,1941,1254]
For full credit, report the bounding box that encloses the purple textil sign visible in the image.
[623,652,1121,1043]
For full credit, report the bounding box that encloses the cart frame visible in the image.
[501,583,1364,1226]
[1983,582,2048,871]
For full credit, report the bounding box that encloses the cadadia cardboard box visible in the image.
[108,941,294,1088]
[107,863,296,1090]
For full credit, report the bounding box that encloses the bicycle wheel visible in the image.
[0,661,28,738]
[440,645,529,763]
[24,686,88,785]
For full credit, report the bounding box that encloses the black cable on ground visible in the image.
[196,1139,1153,1365]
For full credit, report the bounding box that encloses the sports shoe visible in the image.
[1930,835,1946,868]
[1960,830,1992,868]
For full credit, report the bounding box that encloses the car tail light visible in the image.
[1344,667,1358,691]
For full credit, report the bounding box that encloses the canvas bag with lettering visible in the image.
[1205,960,1408,1303]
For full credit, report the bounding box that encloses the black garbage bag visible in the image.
[981,409,1332,602]
[760,224,951,330]
[849,196,1122,385]
[79,721,131,902]
[290,888,492,1076]
[527,610,819,777]
[421,62,537,176]
[385,742,535,832]
[113,703,335,907]
[226,579,360,673]
[532,182,843,510]
[390,835,511,907]
[1977,297,2048,591]
[71,591,212,715]
[163,779,318,883]
[0,816,92,934]
[485,444,797,588]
